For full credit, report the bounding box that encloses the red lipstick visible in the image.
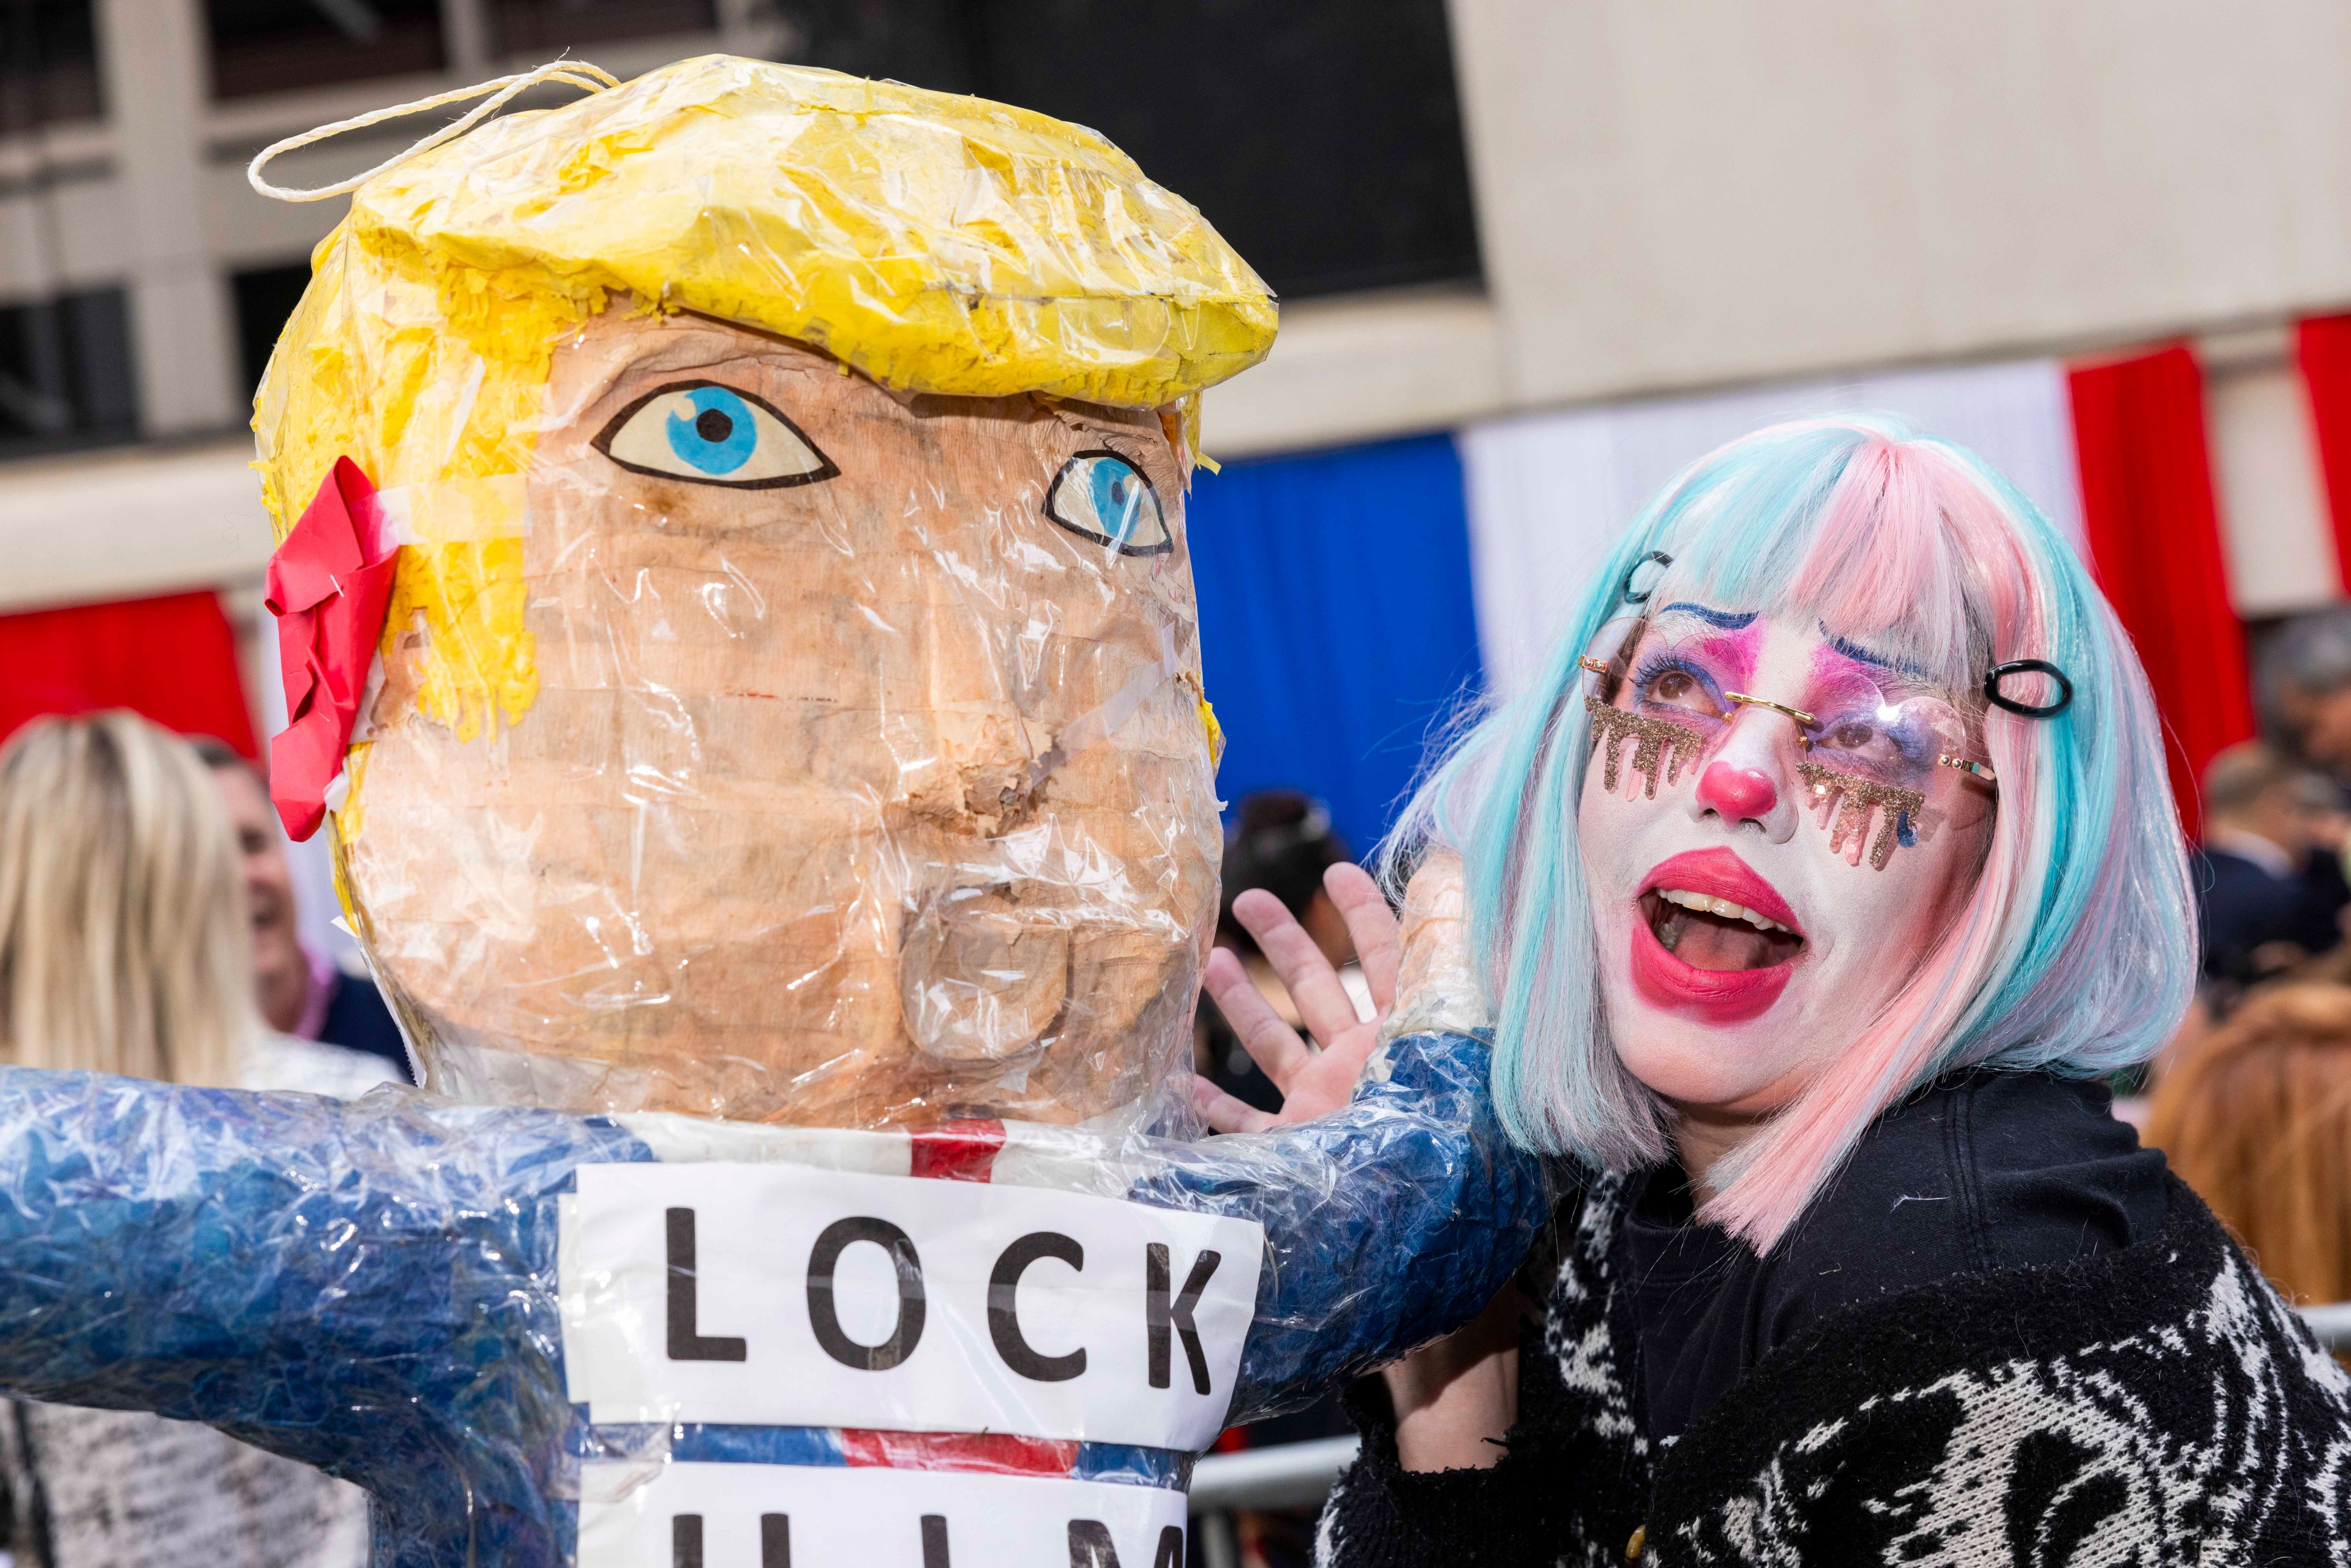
[1638,848,1803,934]
[1628,848,1802,1024]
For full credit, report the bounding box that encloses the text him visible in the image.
[667,1512,1185,1568]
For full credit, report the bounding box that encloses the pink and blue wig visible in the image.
[1393,416,2195,1249]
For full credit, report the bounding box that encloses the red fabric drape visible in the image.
[2066,345,2254,832]
[0,590,258,756]
[2296,313,2351,593]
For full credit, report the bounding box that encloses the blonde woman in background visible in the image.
[0,710,385,1568]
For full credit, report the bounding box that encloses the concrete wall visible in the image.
[1209,2,2351,454]
[1447,0,2351,407]
[11,3,2351,613]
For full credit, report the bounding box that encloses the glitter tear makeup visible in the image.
[1798,759,1925,871]
[1586,696,1706,798]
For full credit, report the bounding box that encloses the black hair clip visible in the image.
[1620,550,1673,605]
[1984,659,2073,718]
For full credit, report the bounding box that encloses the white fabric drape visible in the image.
[1461,359,2086,697]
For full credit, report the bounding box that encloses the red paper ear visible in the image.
[264,457,397,841]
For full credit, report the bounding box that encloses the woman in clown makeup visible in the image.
[1197,417,2351,1562]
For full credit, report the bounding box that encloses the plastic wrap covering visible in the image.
[182,54,1531,1567]
[0,1033,1543,1567]
[249,54,1277,1133]
[1379,853,1487,1043]
[320,307,1224,1130]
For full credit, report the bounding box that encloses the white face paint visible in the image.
[1577,607,1995,1120]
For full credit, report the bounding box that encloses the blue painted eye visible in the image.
[1043,451,1170,556]
[665,387,758,474]
[593,380,838,489]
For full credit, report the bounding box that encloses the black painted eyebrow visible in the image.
[1823,624,1932,681]
[1658,602,1757,629]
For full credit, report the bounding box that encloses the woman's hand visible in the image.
[1189,862,1400,1132]
[1194,855,1516,1467]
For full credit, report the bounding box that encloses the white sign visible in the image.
[577,1462,1185,1568]
[561,1163,1263,1451]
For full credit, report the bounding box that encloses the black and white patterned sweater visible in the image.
[1320,1155,2351,1566]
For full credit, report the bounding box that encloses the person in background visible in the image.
[2259,605,2351,778]
[2146,983,2351,1321]
[193,738,413,1082]
[0,711,381,1567]
[1196,790,1365,1114]
[2192,740,2351,987]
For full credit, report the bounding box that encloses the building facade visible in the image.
[5,0,2351,861]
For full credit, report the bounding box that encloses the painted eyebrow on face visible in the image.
[1658,602,1757,629]
[1820,623,1933,682]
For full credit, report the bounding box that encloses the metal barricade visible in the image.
[2303,1301,2351,1351]
[1188,1436,1358,1568]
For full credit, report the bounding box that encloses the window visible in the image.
[487,0,716,57]
[0,289,136,457]
[792,0,1483,301]
[204,0,446,101]
[231,261,312,397]
[0,0,102,131]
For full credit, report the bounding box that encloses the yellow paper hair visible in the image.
[255,228,567,742]
[252,53,1272,766]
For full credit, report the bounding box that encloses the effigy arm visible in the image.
[0,1067,648,1564]
[1131,1030,1551,1422]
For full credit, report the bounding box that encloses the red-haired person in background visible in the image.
[2147,984,2351,1324]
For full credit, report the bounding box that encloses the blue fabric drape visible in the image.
[1185,433,1483,857]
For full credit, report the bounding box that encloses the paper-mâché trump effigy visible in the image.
[258,53,1273,1130]
[0,57,1543,1568]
